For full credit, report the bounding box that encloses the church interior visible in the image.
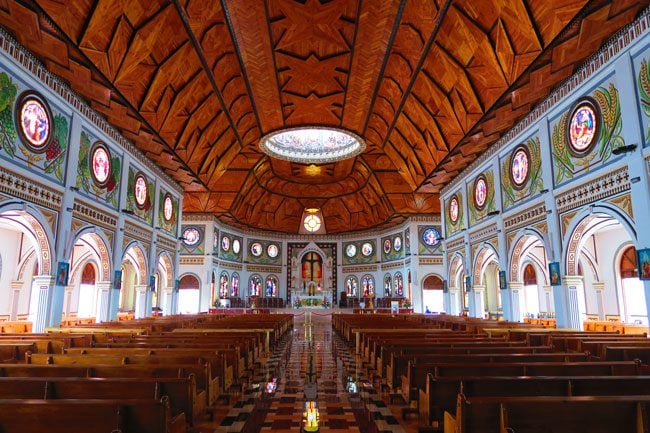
[0,0,650,432]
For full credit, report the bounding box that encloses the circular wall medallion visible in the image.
[346,244,357,258]
[303,214,322,232]
[221,236,230,252]
[16,92,53,152]
[182,227,200,247]
[163,194,174,222]
[361,242,373,257]
[267,244,278,258]
[232,239,241,254]
[90,142,111,187]
[422,227,441,247]
[510,144,530,189]
[250,242,263,257]
[473,175,488,211]
[567,98,600,156]
[133,173,148,209]
[393,236,402,252]
[383,239,391,254]
[449,195,459,224]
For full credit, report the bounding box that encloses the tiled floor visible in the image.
[196,310,420,433]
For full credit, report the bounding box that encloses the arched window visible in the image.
[249,275,262,297]
[394,272,403,297]
[231,273,240,297]
[219,271,229,298]
[178,274,200,314]
[266,275,278,297]
[361,275,374,296]
[384,274,392,297]
[522,263,540,317]
[523,264,536,285]
[77,262,97,318]
[422,275,444,313]
[620,246,638,279]
[345,276,358,296]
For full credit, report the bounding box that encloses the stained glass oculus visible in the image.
[510,144,530,188]
[182,227,200,247]
[449,195,459,224]
[345,244,357,258]
[259,126,365,163]
[17,92,52,152]
[303,214,321,232]
[473,175,488,210]
[567,98,600,156]
[422,227,441,247]
[90,142,111,187]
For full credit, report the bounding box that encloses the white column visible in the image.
[473,285,486,318]
[509,282,524,322]
[134,285,148,318]
[9,281,22,321]
[593,281,605,320]
[29,276,55,332]
[95,282,112,323]
[562,275,587,330]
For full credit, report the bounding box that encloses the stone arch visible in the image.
[448,253,465,289]
[563,204,636,276]
[509,228,549,282]
[0,202,54,276]
[122,241,147,285]
[70,226,112,282]
[473,243,499,286]
[157,250,174,288]
[17,248,37,281]
[69,250,100,285]
[421,273,444,289]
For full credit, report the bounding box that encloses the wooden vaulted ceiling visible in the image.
[1,0,646,233]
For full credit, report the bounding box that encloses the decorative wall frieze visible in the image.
[419,256,443,266]
[246,264,281,274]
[469,224,498,244]
[504,203,547,233]
[219,261,243,271]
[342,265,377,274]
[446,237,465,253]
[156,233,178,254]
[123,220,153,245]
[442,12,650,196]
[72,200,118,231]
[0,29,182,195]
[180,256,204,265]
[381,261,405,271]
[555,166,629,214]
[0,166,62,210]
[409,215,441,223]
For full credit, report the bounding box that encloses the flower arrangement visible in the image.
[402,299,412,309]
[322,298,331,308]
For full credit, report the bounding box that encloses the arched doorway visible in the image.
[510,231,550,321]
[448,254,465,316]
[119,244,147,317]
[617,246,647,325]
[421,274,444,313]
[0,207,53,330]
[67,230,112,323]
[564,209,641,326]
[473,245,500,319]
[177,274,200,314]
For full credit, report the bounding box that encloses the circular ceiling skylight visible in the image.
[259,126,365,163]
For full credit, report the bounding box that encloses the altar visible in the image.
[292,289,332,309]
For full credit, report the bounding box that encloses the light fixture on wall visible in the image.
[121,209,135,215]
[612,144,637,155]
[546,210,553,214]
[69,186,79,192]
[540,189,549,193]
[178,236,187,241]
[487,210,500,216]
[630,176,641,184]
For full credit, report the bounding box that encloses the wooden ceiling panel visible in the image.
[1,0,643,233]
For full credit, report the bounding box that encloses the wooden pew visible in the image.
[0,376,200,425]
[0,397,185,433]
[421,375,650,427]
[449,395,650,433]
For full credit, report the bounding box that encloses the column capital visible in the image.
[508,281,524,290]
[562,275,584,285]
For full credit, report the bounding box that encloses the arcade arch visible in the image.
[177,273,200,314]
[473,244,500,319]
[421,274,444,313]
[510,230,550,321]
[118,243,147,317]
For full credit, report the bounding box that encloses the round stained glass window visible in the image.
[251,242,263,257]
[510,145,530,189]
[16,92,52,152]
[133,173,148,209]
[383,239,391,254]
[182,227,200,247]
[567,98,600,156]
[361,242,373,257]
[393,236,402,252]
[222,236,230,252]
[163,194,174,222]
[90,142,112,187]
[449,195,459,224]
[267,244,278,258]
[232,239,241,254]
[303,214,321,232]
[474,175,488,210]
[260,126,366,163]
[422,227,441,247]
[345,244,357,258]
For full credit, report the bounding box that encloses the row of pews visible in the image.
[332,313,650,433]
[0,312,292,433]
